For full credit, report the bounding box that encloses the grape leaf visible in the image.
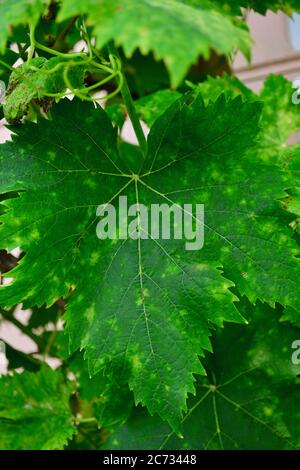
[193,75,300,312]
[193,74,300,158]
[106,102,127,129]
[102,302,300,450]
[107,89,181,128]
[245,0,300,14]
[212,0,300,15]
[0,0,49,53]
[57,0,251,87]
[258,75,300,161]
[0,49,19,119]
[192,74,257,103]
[215,75,300,229]
[93,364,134,429]
[0,95,299,430]
[282,305,300,325]
[281,145,300,209]
[285,189,300,217]
[123,51,170,97]
[135,89,182,127]
[193,74,300,214]
[209,0,243,15]
[0,367,76,449]
[66,351,134,427]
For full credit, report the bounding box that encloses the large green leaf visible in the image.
[0,367,76,449]
[0,95,299,430]
[102,303,300,450]
[58,0,251,87]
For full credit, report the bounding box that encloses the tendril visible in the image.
[21,19,125,104]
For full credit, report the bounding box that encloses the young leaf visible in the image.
[107,89,181,128]
[0,367,76,449]
[57,0,251,87]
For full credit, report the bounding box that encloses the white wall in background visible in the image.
[289,13,300,51]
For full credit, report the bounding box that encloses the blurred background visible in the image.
[234,11,300,91]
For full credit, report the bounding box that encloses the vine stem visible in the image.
[76,417,98,425]
[108,43,147,156]
[27,23,36,63]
